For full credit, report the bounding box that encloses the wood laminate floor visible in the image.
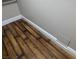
[2,19,70,59]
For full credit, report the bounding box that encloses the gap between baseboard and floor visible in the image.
[2,15,76,58]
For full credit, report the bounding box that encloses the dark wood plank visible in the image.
[3,25,8,30]
[7,24,18,37]
[2,43,9,59]
[5,29,23,56]
[12,23,27,39]
[2,29,5,37]
[16,37,37,59]
[14,21,26,32]
[19,55,27,59]
[25,38,47,59]
[19,20,40,38]
[21,20,42,37]
[3,36,17,59]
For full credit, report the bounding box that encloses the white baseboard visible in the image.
[22,16,76,58]
[2,15,23,26]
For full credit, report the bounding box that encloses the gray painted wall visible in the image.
[17,0,76,50]
[2,3,20,20]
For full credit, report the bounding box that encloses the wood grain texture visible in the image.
[2,19,75,59]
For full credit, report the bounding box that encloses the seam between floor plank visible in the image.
[9,22,37,58]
